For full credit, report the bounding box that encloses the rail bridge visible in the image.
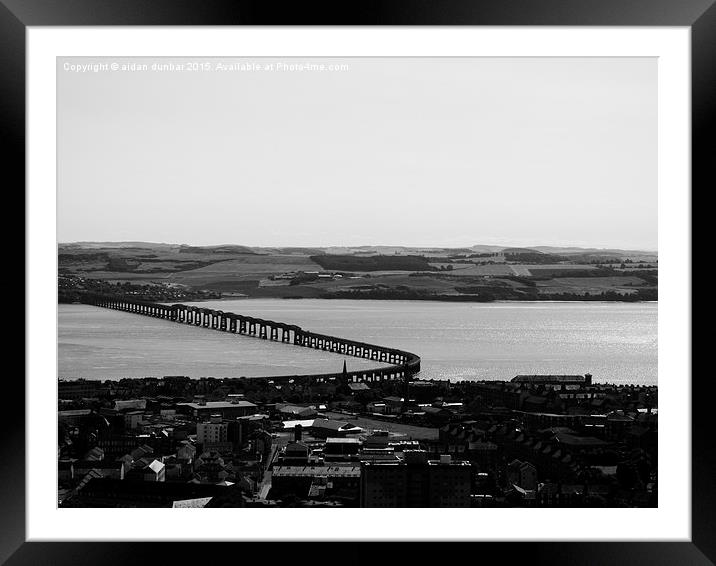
[82,295,421,386]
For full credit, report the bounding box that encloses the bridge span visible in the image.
[82,294,421,386]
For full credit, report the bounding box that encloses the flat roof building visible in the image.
[512,374,593,387]
[176,400,257,419]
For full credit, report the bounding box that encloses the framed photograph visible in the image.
[9,1,709,564]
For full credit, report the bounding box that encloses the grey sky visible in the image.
[57,57,657,250]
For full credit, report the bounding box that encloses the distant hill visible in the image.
[178,244,257,255]
[60,241,179,250]
[530,246,657,257]
[59,241,657,260]
[501,247,544,255]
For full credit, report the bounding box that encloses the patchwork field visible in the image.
[59,242,657,302]
[535,276,648,295]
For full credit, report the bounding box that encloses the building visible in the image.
[57,409,93,426]
[382,396,406,415]
[311,418,363,438]
[72,459,127,481]
[176,400,257,419]
[278,425,311,465]
[58,380,110,400]
[271,465,361,501]
[360,450,472,508]
[196,415,229,451]
[124,410,145,430]
[366,402,387,415]
[114,399,147,412]
[363,430,390,449]
[281,442,311,466]
[512,374,593,388]
[125,458,166,482]
[323,437,361,460]
[65,477,231,507]
[507,459,538,491]
[275,404,318,419]
[193,450,230,484]
[176,441,196,463]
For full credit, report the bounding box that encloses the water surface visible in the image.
[58,299,657,384]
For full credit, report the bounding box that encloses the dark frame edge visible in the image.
[0,1,26,565]
[691,1,716,563]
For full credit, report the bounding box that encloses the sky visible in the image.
[57,57,657,251]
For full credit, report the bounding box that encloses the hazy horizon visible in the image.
[58,57,657,250]
[58,239,657,253]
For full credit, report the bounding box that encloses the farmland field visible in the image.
[535,276,648,295]
[59,242,657,302]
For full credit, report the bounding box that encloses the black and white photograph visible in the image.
[55,54,661,510]
[0,0,707,558]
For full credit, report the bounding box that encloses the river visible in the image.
[58,299,657,384]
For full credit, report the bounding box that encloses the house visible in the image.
[125,458,165,482]
[73,459,127,481]
[507,459,538,491]
[193,450,231,484]
[82,447,105,461]
[176,441,196,463]
[129,444,154,462]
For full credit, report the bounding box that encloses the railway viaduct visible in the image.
[82,295,421,386]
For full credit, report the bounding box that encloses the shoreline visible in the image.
[57,375,658,388]
[160,296,659,305]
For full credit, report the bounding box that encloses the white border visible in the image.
[27,27,691,541]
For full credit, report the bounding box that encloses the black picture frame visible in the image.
[6,1,709,564]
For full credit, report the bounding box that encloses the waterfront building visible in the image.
[512,374,593,388]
